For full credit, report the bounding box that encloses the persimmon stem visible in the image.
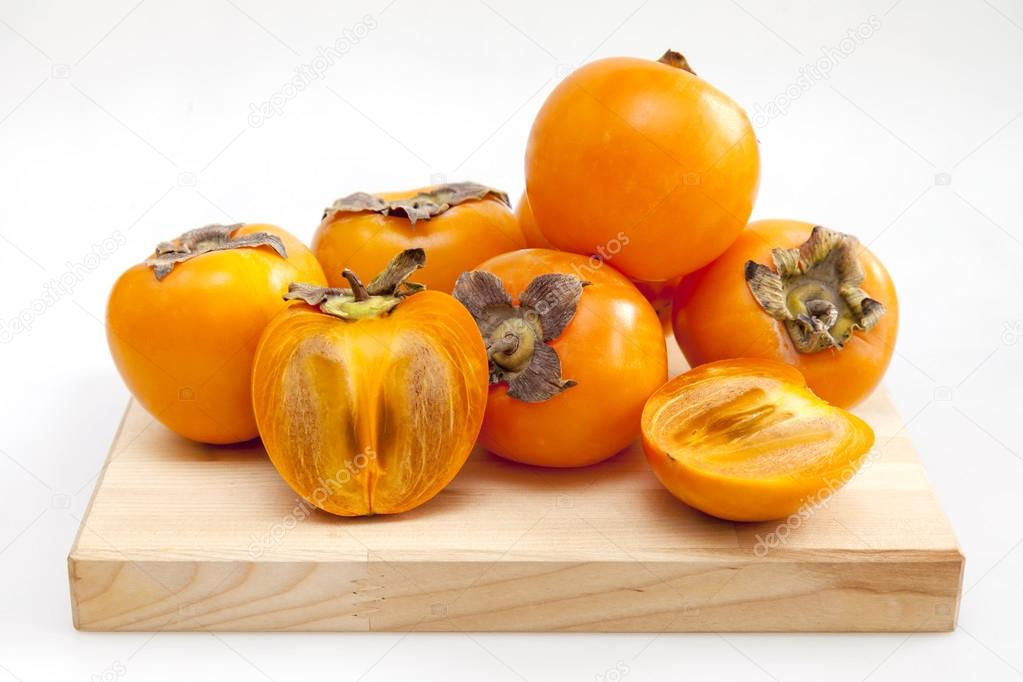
[744,226,886,353]
[658,49,695,75]
[284,249,426,321]
[452,271,584,402]
[342,269,370,302]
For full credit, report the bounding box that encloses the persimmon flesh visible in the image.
[642,359,875,522]
[252,251,488,516]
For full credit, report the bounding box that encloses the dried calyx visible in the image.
[286,248,426,320]
[323,182,510,225]
[658,49,695,75]
[745,226,886,353]
[145,224,286,280]
[453,271,588,402]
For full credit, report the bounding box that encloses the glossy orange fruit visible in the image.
[514,192,554,249]
[453,248,667,467]
[252,250,489,516]
[642,359,875,521]
[107,223,326,444]
[525,50,759,281]
[672,220,898,408]
[312,182,526,294]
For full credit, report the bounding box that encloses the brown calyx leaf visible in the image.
[323,182,510,225]
[452,270,585,402]
[284,248,426,320]
[745,226,887,353]
[145,224,287,280]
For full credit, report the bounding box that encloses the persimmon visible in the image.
[633,276,680,322]
[517,190,678,320]
[252,250,488,516]
[106,223,325,444]
[453,248,667,468]
[514,192,553,249]
[312,182,526,294]
[525,50,759,282]
[642,359,875,522]
[672,220,898,408]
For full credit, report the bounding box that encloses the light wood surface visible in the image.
[69,342,963,632]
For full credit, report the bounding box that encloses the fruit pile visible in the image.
[106,50,896,522]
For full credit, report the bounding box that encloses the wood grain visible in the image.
[69,342,963,632]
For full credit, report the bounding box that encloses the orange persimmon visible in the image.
[453,248,667,467]
[633,276,680,322]
[106,223,326,444]
[312,182,526,294]
[252,250,488,516]
[642,359,875,522]
[672,220,898,408]
[514,192,554,249]
[525,50,759,281]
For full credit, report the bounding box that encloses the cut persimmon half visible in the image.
[641,359,874,522]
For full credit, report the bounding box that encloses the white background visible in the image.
[1,0,1022,679]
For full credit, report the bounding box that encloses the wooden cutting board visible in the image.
[69,342,963,632]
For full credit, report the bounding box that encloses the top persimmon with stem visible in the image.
[525,50,759,282]
[106,223,326,444]
[453,248,667,468]
[672,220,898,408]
[252,249,489,516]
[312,182,527,294]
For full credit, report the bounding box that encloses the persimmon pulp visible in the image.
[252,252,488,516]
[641,359,874,522]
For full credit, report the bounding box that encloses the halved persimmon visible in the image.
[252,250,488,516]
[641,359,874,522]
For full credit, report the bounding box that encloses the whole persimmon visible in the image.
[525,50,759,281]
[514,192,554,249]
[642,359,875,521]
[453,248,667,467]
[252,250,488,516]
[672,220,898,408]
[107,223,326,444]
[312,182,526,294]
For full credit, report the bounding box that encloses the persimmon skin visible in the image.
[313,187,526,294]
[514,192,554,249]
[251,291,488,516]
[632,276,680,323]
[106,224,326,444]
[474,249,667,468]
[672,220,898,408]
[642,359,875,522]
[526,56,759,282]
